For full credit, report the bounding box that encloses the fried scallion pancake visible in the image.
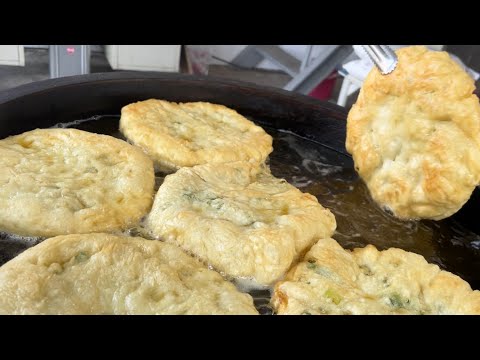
[0,128,155,237]
[146,161,336,286]
[120,100,273,170]
[346,46,480,220]
[0,233,258,314]
[272,238,480,315]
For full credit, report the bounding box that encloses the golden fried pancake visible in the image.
[119,99,273,170]
[272,238,480,315]
[346,46,480,220]
[145,161,336,286]
[0,233,258,314]
[0,129,154,237]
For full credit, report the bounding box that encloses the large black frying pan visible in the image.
[1,72,480,295]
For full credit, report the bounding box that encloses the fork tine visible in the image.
[361,45,398,75]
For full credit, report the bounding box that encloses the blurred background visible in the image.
[1,45,479,111]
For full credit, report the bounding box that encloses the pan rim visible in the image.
[0,71,348,118]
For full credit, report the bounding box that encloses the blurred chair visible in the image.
[232,45,353,95]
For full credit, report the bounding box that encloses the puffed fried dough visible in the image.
[272,238,480,315]
[0,233,258,315]
[0,128,155,237]
[119,99,273,170]
[346,46,480,220]
[145,161,336,286]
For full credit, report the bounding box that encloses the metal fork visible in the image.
[361,45,398,75]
